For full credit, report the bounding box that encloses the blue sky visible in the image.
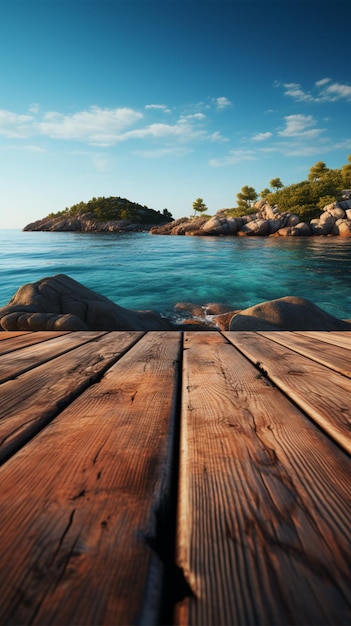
[0,0,350,228]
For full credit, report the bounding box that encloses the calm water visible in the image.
[1,229,351,320]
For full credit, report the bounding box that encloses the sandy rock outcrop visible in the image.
[150,217,207,235]
[0,274,173,331]
[151,199,351,237]
[336,221,351,237]
[23,213,170,233]
[229,296,351,331]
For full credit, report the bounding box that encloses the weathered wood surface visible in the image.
[299,329,351,349]
[177,331,351,625]
[0,331,108,383]
[258,329,351,377]
[0,331,143,464]
[0,330,67,353]
[224,330,351,455]
[0,331,182,625]
[0,330,350,625]
[0,330,31,341]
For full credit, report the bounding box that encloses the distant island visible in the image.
[23,157,351,236]
[23,196,173,232]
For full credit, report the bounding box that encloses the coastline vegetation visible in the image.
[225,155,351,222]
[47,196,173,224]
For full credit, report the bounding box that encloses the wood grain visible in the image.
[224,330,351,455]
[176,331,351,625]
[298,330,351,349]
[0,331,107,383]
[0,331,143,465]
[0,331,68,354]
[0,331,182,625]
[258,330,351,377]
[0,331,31,341]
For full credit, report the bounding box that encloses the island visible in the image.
[23,196,173,232]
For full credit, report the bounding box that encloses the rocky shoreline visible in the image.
[150,199,351,237]
[1,274,350,332]
[22,198,351,237]
[23,213,164,233]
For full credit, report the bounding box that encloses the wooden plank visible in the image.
[257,330,351,378]
[0,331,69,355]
[0,331,108,383]
[224,331,351,455]
[0,331,144,465]
[176,331,351,626]
[0,331,31,341]
[0,331,182,626]
[298,330,351,350]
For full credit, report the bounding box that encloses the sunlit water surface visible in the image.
[1,229,351,321]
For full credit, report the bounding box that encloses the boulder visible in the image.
[275,227,294,237]
[267,219,283,234]
[174,302,206,318]
[293,222,312,236]
[204,303,234,315]
[336,199,351,211]
[325,205,345,220]
[229,296,351,331]
[200,216,241,236]
[213,310,238,330]
[336,221,351,237]
[240,219,270,236]
[0,274,173,331]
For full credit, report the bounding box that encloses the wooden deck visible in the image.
[0,330,350,625]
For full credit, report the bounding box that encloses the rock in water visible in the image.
[0,274,173,331]
[229,296,351,331]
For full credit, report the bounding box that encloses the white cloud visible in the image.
[315,77,331,88]
[184,113,206,120]
[38,106,143,145]
[0,110,34,138]
[210,131,229,142]
[0,101,229,149]
[283,83,314,102]
[118,113,225,144]
[145,104,171,113]
[29,103,40,114]
[133,146,192,158]
[278,114,324,138]
[281,77,351,103]
[252,131,273,142]
[210,149,256,167]
[214,97,232,110]
[323,82,351,101]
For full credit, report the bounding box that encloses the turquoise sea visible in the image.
[1,229,351,321]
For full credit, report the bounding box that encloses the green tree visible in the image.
[308,161,329,182]
[269,177,284,190]
[162,208,173,219]
[236,186,258,210]
[260,188,271,199]
[341,154,351,188]
[192,198,208,217]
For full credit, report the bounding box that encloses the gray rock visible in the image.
[150,217,207,235]
[0,274,173,331]
[336,199,351,211]
[240,219,270,236]
[229,296,351,331]
[293,222,312,235]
